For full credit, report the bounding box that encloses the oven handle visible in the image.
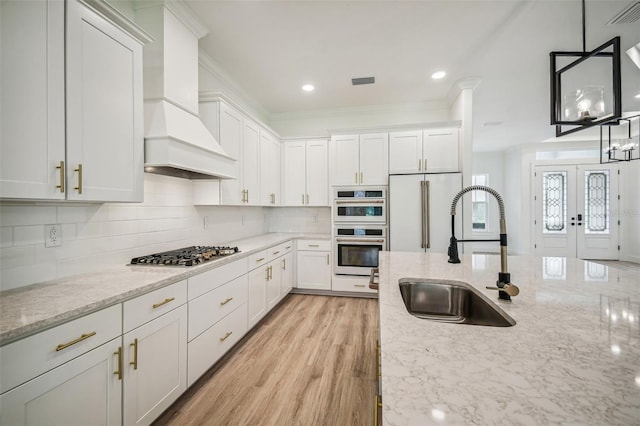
[336,238,386,243]
[335,200,384,204]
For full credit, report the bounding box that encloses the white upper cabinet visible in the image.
[282,139,329,206]
[199,97,280,206]
[331,132,389,186]
[389,127,459,174]
[0,0,148,202]
[260,130,281,206]
[0,0,65,200]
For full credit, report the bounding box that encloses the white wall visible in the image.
[619,161,640,263]
[270,102,450,139]
[0,174,268,291]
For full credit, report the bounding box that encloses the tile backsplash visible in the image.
[0,174,329,291]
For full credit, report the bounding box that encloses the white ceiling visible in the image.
[187,0,640,151]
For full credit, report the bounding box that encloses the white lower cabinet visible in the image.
[119,280,188,425]
[296,240,332,290]
[0,337,123,426]
[247,258,269,329]
[280,251,294,298]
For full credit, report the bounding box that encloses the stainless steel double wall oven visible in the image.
[333,187,387,276]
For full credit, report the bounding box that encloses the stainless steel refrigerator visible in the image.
[389,173,463,253]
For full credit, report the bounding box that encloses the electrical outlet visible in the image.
[45,224,62,248]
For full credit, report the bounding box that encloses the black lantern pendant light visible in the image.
[600,114,640,163]
[550,0,622,137]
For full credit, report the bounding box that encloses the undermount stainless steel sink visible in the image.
[399,279,516,327]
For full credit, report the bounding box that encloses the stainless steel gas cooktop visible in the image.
[130,246,240,266]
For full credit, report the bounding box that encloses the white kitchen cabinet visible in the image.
[123,285,188,426]
[0,0,65,200]
[242,118,261,204]
[331,133,388,186]
[1,0,147,202]
[247,250,269,328]
[0,304,122,425]
[0,338,123,426]
[281,251,294,297]
[260,130,281,205]
[389,127,459,174]
[296,240,332,290]
[282,139,329,206]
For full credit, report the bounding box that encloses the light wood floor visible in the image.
[154,294,379,426]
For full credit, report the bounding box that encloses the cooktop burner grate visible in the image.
[130,246,240,266]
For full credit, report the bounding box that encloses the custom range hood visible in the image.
[136,0,235,180]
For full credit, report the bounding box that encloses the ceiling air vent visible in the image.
[608,1,640,24]
[352,77,375,86]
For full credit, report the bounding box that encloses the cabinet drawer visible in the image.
[332,276,378,294]
[297,239,330,251]
[0,304,122,394]
[123,280,187,333]
[268,241,292,261]
[188,258,248,300]
[188,275,248,341]
[187,303,247,387]
[248,250,268,270]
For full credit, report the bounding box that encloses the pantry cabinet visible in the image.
[388,127,459,174]
[282,139,329,206]
[0,0,148,202]
[331,133,388,186]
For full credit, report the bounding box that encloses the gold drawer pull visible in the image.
[308,244,319,247]
[220,297,234,306]
[56,160,65,193]
[55,331,96,352]
[129,338,138,370]
[256,257,265,262]
[285,246,291,250]
[220,331,232,342]
[152,297,175,309]
[272,250,280,255]
[354,284,366,288]
[374,394,382,426]
[113,346,123,380]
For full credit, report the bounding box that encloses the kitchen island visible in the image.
[378,252,640,425]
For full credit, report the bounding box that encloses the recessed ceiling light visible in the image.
[302,84,315,92]
[431,71,446,80]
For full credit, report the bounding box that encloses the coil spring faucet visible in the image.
[447,185,519,301]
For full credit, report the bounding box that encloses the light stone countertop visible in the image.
[378,251,640,426]
[0,232,329,346]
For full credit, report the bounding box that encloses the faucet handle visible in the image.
[486,283,520,297]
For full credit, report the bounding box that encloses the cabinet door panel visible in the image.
[247,266,268,328]
[305,140,328,206]
[282,141,307,206]
[0,0,65,199]
[66,0,143,202]
[359,133,389,185]
[423,128,459,172]
[267,260,281,310]
[123,305,187,426]
[388,130,422,174]
[243,119,260,205]
[330,135,359,186]
[0,338,122,426]
[296,251,331,290]
[281,252,294,297]
[219,102,243,205]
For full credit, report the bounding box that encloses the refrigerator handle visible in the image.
[420,180,426,248]
[426,180,431,249]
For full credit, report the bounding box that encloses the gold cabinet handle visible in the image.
[354,284,366,288]
[282,258,286,270]
[301,194,305,204]
[374,394,382,426]
[360,171,363,184]
[285,246,291,250]
[74,163,83,194]
[256,257,265,262]
[269,265,273,279]
[55,331,96,352]
[355,172,358,184]
[265,266,270,280]
[270,193,275,204]
[152,297,175,309]
[308,244,320,247]
[220,331,232,342]
[306,194,309,204]
[220,297,234,306]
[418,158,421,171]
[326,254,330,265]
[272,250,280,256]
[423,158,427,170]
[114,346,123,380]
[129,338,138,370]
[56,160,65,193]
